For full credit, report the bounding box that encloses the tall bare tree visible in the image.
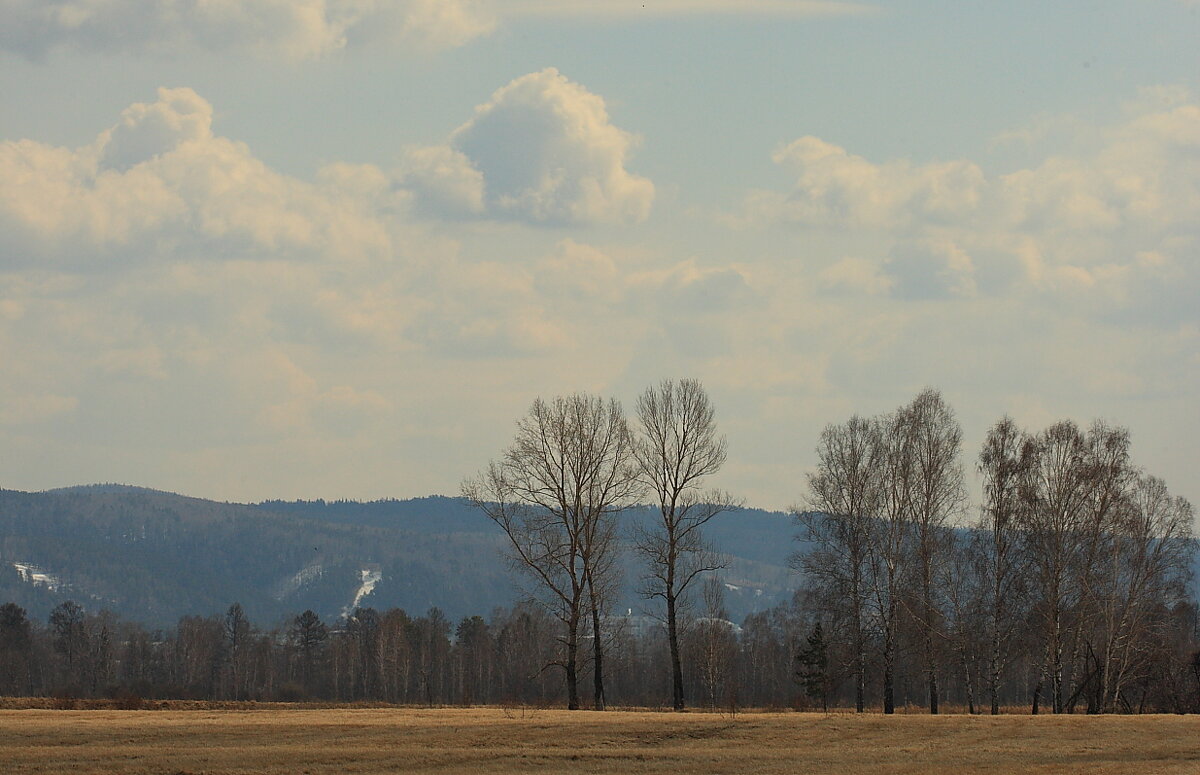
[977,416,1034,714]
[633,378,738,711]
[463,393,638,710]
[870,408,913,715]
[794,414,883,713]
[582,503,624,710]
[1018,420,1095,713]
[1096,475,1194,711]
[899,388,966,714]
[1061,422,1135,712]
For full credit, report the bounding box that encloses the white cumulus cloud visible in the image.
[763,136,985,229]
[750,99,1200,310]
[0,87,399,267]
[401,68,654,225]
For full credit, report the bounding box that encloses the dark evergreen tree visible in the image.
[288,610,328,695]
[0,603,33,695]
[794,622,831,712]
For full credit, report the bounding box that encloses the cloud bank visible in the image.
[0,87,400,268]
[0,83,1195,510]
[749,101,1200,308]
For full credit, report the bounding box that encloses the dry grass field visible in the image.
[1,707,1197,774]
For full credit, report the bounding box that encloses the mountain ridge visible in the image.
[0,485,796,627]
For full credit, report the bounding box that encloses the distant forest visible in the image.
[1,385,1196,713]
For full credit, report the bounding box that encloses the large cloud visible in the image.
[401,68,654,225]
[748,100,1200,308]
[0,87,400,267]
[1,84,1195,512]
[0,86,443,494]
[0,0,495,60]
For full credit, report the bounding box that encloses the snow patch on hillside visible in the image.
[273,563,324,600]
[12,562,62,591]
[343,566,382,617]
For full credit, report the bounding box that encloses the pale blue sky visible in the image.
[0,1,1197,509]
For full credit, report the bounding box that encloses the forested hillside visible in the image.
[0,486,794,628]
[0,487,514,626]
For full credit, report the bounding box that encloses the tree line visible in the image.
[0,382,1195,712]
[461,381,1197,713]
[795,390,1196,714]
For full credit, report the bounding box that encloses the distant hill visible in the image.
[0,487,798,627]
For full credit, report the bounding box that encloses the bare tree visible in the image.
[463,393,639,710]
[1096,475,1195,710]
[870,408,914,715]
[899,388,966,714]
[977,416,1034,714]
[794,414,883,713]
[1018,420,1095,713]
[633,378,738,711]
[582,503,624,711]
[49,600,86,682]
[223,603,251,700]
[692,575,737,709]
[940,529,988,714]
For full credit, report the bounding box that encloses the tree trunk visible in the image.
[855,638,866,712]
[923,569,939,715]
[989,607,1002,715]
[883,661,895,714]
[667,592,684,711]
[883,597,897,714]
[960,645,976,715]
[590,601,606,711]
[566,621,580,711]
[927,632,940,715]
[1052,622,1064,714]
[852,568,866,713]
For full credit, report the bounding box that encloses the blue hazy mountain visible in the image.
[0,486,797,627]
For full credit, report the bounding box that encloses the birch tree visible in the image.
[1063,423,1135,712]
[1096,475,1194,711]
[794,414,883,713]
[900,388,966,714]
[870,409,913,715]
[633,378,738,711]
[1019,420,1094,713]
[977,416,1034,714]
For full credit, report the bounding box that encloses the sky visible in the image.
[0,0,1197,512]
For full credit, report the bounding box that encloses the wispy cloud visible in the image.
[0,0,496,61]
[0,0,872,61]
[503,0,875,19]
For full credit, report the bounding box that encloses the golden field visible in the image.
[1,707,1197,774]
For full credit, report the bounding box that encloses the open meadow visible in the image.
[0,707,1197,774]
